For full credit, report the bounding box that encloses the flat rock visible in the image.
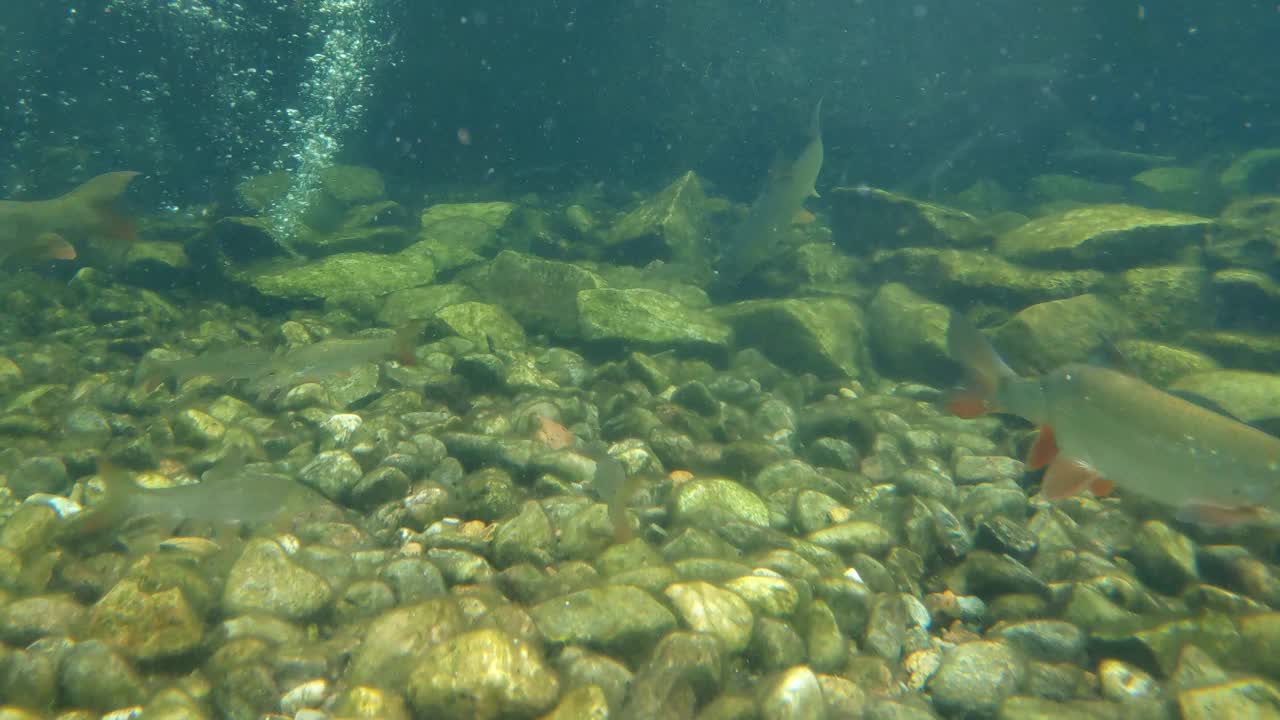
[239,250,434,304]
[718,297,870,379]
[577,287,731,355]
[829,186,992,254]
[996,203,1211,270]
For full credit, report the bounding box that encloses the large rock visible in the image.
[867,282,953,383]
[1206,196,1280,275]
[996,204,1211,270]
[873,248,1105,307]
[1107,264,1212,337]
[293,201,414,257]
[347,598,466,689]
[1219,148,1280,196]
[531,584,677,654]
[1114,339,1219,387]
[1130,166,1221,215]
[993,294,1132,373]
[469,250,606,338]
[829,186,992,255]
[577,287,731,355]
[431,301,527,351]
[1170,369,1280,423]
[88,579,204,661]
[604,171,715,267]
[406,628,560,720]
[401,201,518,274]
[377,283,479,325]
[223,538,334,620]
[928,641,1027,717]
[1183,330,1280,372]
[238,251,435,305]
[1213,268,1280,332]
[718,297,871,379]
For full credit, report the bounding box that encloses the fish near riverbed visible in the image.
[717,99,824,285]
[946,312,1280,526]
[0,171,140,264]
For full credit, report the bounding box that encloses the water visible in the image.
[3,2,1280,718]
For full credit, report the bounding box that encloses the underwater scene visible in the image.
[4,1,1280,718]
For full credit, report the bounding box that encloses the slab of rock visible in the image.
[996,204,1211,270]
[993,294,1132,372]
[406,628,559,720]
[1108,264,1212,337]
[577,287,731,356]
[604,171,714,266]
[377,283,479,325]
[401,201,517,274]
[1205,196,1280,274]
[1170,369,1280,423]
[238,251,435,305]
[873,248,1105,307]
[531,584,676,654]
[718,297,870,379]
[867,282,954,383]
[1219,148,1280,196]
[829,186,992,254]
[469,250,605,338]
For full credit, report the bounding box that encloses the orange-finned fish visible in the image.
[945,312,1280,526]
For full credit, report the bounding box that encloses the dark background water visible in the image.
[3,0,1278,206]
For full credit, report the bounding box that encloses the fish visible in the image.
[946,312,1280,527]
[63,456,327,539]
[530,415,642,541]
[0,171,140,264]
[718,99,824,284]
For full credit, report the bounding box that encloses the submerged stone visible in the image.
[996,203,1210,270]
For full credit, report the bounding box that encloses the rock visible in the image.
[330,686,413,720]
[347,598,465,688]
[542,685,610,720]
[928,641,1027,717]
[867,283,954,383]
[402,201,517,274]
[8,455,69,497]
[1184,330,1280,371]
[1028,173,1126,205]
[829,186,992,254]
[293,204,414,257]
[88,579,204,660]
[993,294,1132,373]
[1238,613,1280,682]
[120,241,192,289]
[1114,339,1219,386]
[377,283,479,325]
[1109,265,1212,337]
[807,521,895,557]
[1098,658,1162,704]
[59,639,145,711]
[431,301,527,351]
[1178,678,1280,720]
[605,171,714,266]
[991,620,1086,665]
[872,248,1105,307]
[723,575,801,619]
[203,216,297,263]
[663,581,755,653]
[758,665,826,720]
[1213,268,1280,332]
[1220,148,1280,196]
[996,204,1211,270]
[718,297,870,379]
[1205,196,1280,274]
[223,538,334,620]
[577,287,732,355]
[406,628,559,720]
[238,251,435,306]
[1129,520,1198,594]
[172,408,226,448]
[0,594,86,645]
[297,450,363,501]
[531,584,677,654]
[670,477,770,530]
[468,250,606,338]
[492,500,555,567]
[1131,166,1220,214]
[1170,369,1280,423]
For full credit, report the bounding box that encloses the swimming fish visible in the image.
[718,99,824,284]
[0,171,140,264]
[531,415,641,541]
[946,312,1280,526]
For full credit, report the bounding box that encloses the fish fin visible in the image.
[1040,457,1099,500]
[69,171,141,242]
[944,389,990,419]
[1177,501,1266,528]
[791,208,817,225]
[945,312,1017,416]
[32,232,77,260]
[1026,425,1058,470]
[808,97,824,140]
[393,321,424,365]
[1089,478,1116,497]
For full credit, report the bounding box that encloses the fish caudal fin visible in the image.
[945,312,1017,417]
[32,233,77,260]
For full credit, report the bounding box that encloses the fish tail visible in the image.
[73,171,141,243]
[945,312,1017,418]
[393,321,424,366]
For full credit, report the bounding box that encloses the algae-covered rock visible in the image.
[469,250,606,338]
[670,477,770,530]
[88,579,204,660]
[347,598,465,688]
[718,296,869,379]
[293,201,414,257]
[1213,268,1280,331]
[1220,148,1280,196]
[1206,196,1280,274]
[376,282,479,325]
[431,301,527,351]
[829,186,992,254]
[873,247,1105,307]
[203,216,297,263]
[406,628,559,720]
[1183,331,1280,372]
[239,250,435,305]
[577,287,731,355]
[996,204,1211,269]
[59,639,145,712]
[993,294,1131,373]
[663,581,755,653]
[120,240,192,289]
[605,171,714,266]
[492,500,555,567]
[531,584,677,654]
[1131,166,1220,214]
[928,641,1027,717]
[1028,173,1126,206]
[1114,339,1219,387]
[401,201,518,274]
[223,538,334,620]
[1170,369,1280,423]
[1178,677,1280,720]
[867,282,953,383]
[1108,264,1212,336]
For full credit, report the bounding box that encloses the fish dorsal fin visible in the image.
[1040,457,1101,500]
